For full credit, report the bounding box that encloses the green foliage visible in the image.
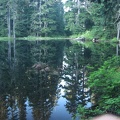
[30,0,64,37]
[90,57,120,113]
[16,0,33,37]
[77,56,120,119]
[64,0,118,40]
[0,0,119,39]
[90,3,105,26]
[0,0,64,37]
[0,0,8,36]
[77,104,104,119]
[81,26,107,40]
[0,37,10,41]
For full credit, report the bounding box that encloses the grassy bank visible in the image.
[70,30,117,42]
[17,36,69,41]
[0,37,10,41]
[0,36,70,41]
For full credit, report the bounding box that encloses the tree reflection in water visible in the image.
[62,44,90,119]
[0,40,116,120]
[0,40,64,120]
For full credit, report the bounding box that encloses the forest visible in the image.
[0,0,119,40]
[0,0,120,120]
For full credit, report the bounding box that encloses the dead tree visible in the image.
[115,9,120,55]
[117,21,120,41]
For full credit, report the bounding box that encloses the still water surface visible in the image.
[0,40,116,120]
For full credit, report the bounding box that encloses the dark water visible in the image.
[0,40,117,120]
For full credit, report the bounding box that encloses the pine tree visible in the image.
[30,0,64,37]
[16,0,32,37]
[0,0,8,36]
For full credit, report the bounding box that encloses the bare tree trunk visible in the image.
[77,0,80,15]
[116,44,119,56]
[8,6,11,67]
[117,22,120,41]
[44,0,48,37]
[75,0,80,25]
[116,21,120,56]
[39,0,42,36]
[13,17,16,63]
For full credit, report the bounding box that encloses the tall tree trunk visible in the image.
[44,0,48,37]
[116,21,120,56]
[13,17,16,63]
[39,0,42,36]
[8,6,11,67]
[116,44,119,56]
[77,0,80,15]
[76,0,80,25]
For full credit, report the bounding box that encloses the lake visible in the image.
[0,40,117,120]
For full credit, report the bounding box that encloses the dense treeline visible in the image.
[64,0,119,40]
[0,0,64,37]
[0,0,119,39]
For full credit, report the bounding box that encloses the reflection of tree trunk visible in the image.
[18,96,26,120]
[13,17,16,64]
[82,66,85,94]
[8,6,11,67]
[74,53,78,81]
[0,97,7,120]
[81,46,86,105]
[82,46,85,98]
